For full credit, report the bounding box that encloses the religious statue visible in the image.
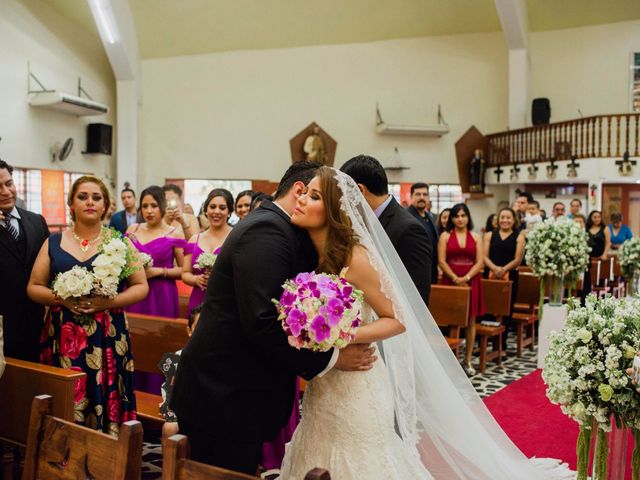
[303,126,328,165]
[469,149,485,192]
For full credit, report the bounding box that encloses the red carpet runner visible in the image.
[484,369,634,478]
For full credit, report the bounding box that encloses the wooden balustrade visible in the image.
[486,113,640,166]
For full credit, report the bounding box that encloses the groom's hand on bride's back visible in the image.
[335,344,377,371]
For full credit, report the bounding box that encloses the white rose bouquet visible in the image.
[543,295,640,479]
[52,265,95,299]
[620,237,640,279]
[52,228,139,301]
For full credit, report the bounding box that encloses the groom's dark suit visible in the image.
[378,197,432,305]
[172,200,333,472]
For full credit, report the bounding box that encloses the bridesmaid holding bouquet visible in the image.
[182,189,233,317]
[126,186,185,318]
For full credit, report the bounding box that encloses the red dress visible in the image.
[441,231,485,317]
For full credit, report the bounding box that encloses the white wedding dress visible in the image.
[280,169,574,480]
[279,304,432,479]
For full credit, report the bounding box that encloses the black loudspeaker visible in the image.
[531,98,551,125]
[86,123,112,155]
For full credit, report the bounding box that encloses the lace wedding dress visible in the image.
[281,169,574,480]
[279,304,433,479]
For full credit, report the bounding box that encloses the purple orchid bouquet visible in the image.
[274,272,365,352]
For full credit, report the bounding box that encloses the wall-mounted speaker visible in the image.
[532,98,551,125]
[85,123,112,155]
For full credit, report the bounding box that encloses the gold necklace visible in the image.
[72,228,102,253]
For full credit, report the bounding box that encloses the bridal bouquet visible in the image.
[52,228,138,300]
[543,295,640,479]
[620,238,640,279]
[194,247,221,271]
[274,271,364,352]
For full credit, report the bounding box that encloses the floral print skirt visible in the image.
[40,307,137,436]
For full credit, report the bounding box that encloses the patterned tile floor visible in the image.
[141,337,540,478]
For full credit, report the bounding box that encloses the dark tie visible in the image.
[3,213,19,241]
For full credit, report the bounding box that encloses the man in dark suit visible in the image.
[406,182,438,290]
[172,161,376,474]
[341,155,432,305]
[0,159,49,362]
[109,185,137,234]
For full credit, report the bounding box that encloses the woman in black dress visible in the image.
[483,207,525,350]
[583,210,611,296]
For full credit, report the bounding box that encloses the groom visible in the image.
[172,161,377,474]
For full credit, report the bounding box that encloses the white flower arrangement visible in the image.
[52,228,138,300]
[525,216,591,283]
[52,265,94,299]
[194,251,218,271]
[620,237,640,279]
[542,295,640,479]
[138,252,154,269]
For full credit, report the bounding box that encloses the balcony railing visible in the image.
[486,113,640,166]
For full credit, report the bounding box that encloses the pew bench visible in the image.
[127,313,190,427]
[0,358,85,446]
[163,434,330,480]
[476,279,512,373]
[22,394,143,480]
[430,285,471,359]
[511,271,539,356]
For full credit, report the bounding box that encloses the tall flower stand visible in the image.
[537,304,568,369]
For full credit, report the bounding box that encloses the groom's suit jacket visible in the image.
[378,198,432,306]
[0,207,49,362]
[172,200,333,442]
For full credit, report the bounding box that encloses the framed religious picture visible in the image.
[631,52,640,113]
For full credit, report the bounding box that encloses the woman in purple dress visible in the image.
[182,189,233,317]
[126,186,185,394]
[126,186,185,318]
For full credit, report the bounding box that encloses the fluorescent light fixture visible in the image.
[88,0,119,44]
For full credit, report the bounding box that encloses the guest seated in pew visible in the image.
[483,207,525,351]
[439,203,485,376]
[160,304,203,440]
[182,189,233,318]
[608,212,633,251]
[27,176,148,435]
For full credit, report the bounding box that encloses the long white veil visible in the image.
[333,169,573,480]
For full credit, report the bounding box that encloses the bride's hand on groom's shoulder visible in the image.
[334,343,377,372]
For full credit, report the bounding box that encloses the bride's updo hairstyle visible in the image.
[316,166,358,275]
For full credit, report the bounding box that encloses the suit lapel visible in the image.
[18,209,37,260]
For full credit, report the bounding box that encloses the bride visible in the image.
[280,167,573,479]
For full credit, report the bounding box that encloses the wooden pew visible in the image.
[430,285,471,359]
[22,395,143,480]
[511,272,539,356]
[0,358,85,446]
[476,279,512,373]
[163,434,330,480]
[127,313,190,426]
